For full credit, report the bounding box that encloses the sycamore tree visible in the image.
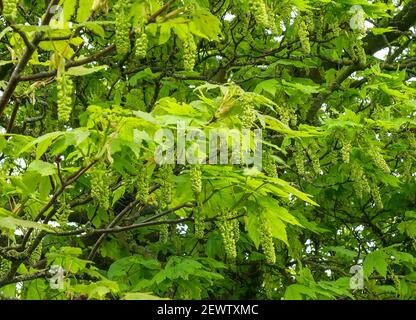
[0,0,415,300]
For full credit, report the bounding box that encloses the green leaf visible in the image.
[291,0,312,11]
[63,0,77,22]
[284,284,317,300]
[370,27,396,35]
[27,160,57,176]
[262,211,288,245]
[254,79,280,97]
[363,250,388,278]
[19,131,62,157]
[122,292,168,300]
[0,26,12,40]
[112,185,126,206]
[159,23,173,45]
[189,9,221,41]
[81,22,106,37]
[76,0,94,22]
[0,216,55,233]
[324,246,357,259]
[66,65,107,76]
[258,197,302,226]
[244,212,261,249]
[281,79,324,94]
[0,61,13,67]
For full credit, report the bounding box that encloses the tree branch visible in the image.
[364,1,416,55]
[0,269,49,287]
[18,0,179,83]
[0,0,60,118]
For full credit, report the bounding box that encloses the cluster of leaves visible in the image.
[0,0,415,300]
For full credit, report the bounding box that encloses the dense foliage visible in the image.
[0,0,416,300]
